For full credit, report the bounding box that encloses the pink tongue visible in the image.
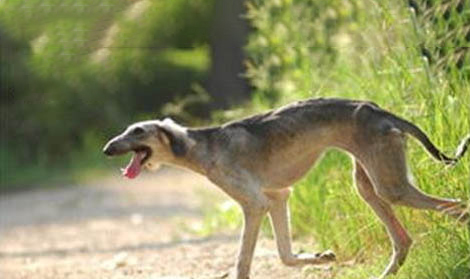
[121,151,145,179]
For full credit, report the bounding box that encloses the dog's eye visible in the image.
[131,127,145,136]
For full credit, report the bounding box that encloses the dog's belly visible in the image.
[260,151,322,188]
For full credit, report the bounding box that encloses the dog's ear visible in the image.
[158,126,187,157]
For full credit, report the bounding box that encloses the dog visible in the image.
[103,97,470,279]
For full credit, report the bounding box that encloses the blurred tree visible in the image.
[0,0,218,165]
[206,0,251,108]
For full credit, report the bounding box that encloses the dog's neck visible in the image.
[164,126,219,176]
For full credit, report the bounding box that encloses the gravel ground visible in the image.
[0,168,334,279]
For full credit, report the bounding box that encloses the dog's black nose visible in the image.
[103,143,116,156]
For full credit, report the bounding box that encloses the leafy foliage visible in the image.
[1,0,215,172]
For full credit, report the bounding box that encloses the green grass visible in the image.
[203,0,470,278]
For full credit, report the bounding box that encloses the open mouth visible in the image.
[121,146,152,179]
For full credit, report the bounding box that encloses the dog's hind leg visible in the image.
[363,133,468,223]
[388,183,469,222]
[354,161,412,278]
[266,189,336,267]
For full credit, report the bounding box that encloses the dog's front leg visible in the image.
[235,203,268,279]
[208,170,270,279]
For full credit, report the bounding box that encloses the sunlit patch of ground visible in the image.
[0,168,332,279]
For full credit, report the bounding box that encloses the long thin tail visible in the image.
[388,115,470,165]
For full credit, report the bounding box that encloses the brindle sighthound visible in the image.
[103,98,470,279]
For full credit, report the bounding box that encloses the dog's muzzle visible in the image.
[103,142,116,156]
[102,139,129,156]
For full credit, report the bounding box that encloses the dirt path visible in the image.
[0,168,331,279]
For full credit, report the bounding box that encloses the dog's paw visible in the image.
[209,271,250,279]
[296,250,336,265]
[206,271,229,279]
[318,250,336,261]
[212,271,230,279]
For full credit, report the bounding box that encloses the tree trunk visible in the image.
[206,0,251,109]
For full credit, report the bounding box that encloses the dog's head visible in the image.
[103,118,192,178]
